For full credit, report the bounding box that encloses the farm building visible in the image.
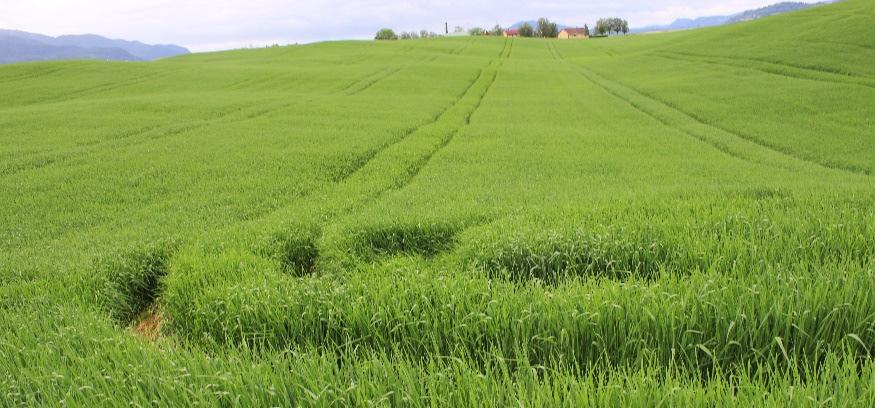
[558,28,588,39]
[504,29,519,38]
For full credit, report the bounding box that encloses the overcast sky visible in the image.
[1,0,813,52]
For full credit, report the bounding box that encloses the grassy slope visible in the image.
[2,0,875,405]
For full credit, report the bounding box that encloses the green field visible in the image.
[2,0,875,405]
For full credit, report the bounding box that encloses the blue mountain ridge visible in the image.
[0,29,189,64]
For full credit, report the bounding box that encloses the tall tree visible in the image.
[492,24,504,36]
[595,18,609,36]
[536,18,559,38]
[518,23,535,38]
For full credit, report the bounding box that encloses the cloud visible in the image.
[0,0,815,51]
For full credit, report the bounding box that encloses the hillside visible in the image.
[0,29,189,63]
[727,1,826,23]
[1,0,874,405]
[635,1,831,32]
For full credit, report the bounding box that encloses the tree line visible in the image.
[594,18,629,36]
[375,28,441,40]
[376,16,629,40]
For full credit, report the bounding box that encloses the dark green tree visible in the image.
[375,28,398,40]
[595,18,609,35]
[518,23,535,37]
[536,18,559,38]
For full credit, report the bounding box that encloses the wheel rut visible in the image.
[0,65,400,178]
[14,71,168,108]
[335,51,505,200]
[344,67,402,96]
[552,47,870,176]
[394,66,499,190]
[388,39,508,191]
[658,51,875,90]
[0,64,70,83]
[94,41,509,330]
[233,39,511,230]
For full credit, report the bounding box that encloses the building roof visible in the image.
[562,28,588,35]
[505,29,519,35]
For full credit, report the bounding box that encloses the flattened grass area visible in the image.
[2,1,875,405]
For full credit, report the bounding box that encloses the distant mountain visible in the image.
[634,1,834,33]
[726,2,826,23]
[0,29,189,64]
[50,34,189,60]
[0,35,140,64]
[634,16,731,33]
